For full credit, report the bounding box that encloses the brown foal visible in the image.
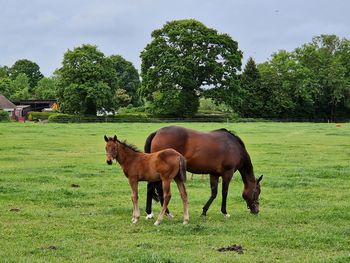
[104,135,189,225]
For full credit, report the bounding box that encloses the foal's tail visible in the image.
[178,155,187,182]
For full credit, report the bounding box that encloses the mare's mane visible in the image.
[214,128,246,148]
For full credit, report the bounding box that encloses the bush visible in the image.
[28,111,58,121]
[0,110,10,122]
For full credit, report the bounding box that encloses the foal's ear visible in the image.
[113,135,117,142]
[104,135,109,142]
[257,175,263,183]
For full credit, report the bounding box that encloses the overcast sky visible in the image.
[1,0,349,76]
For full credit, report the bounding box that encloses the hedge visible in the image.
[47,113,233,123]
[28,111,59,121]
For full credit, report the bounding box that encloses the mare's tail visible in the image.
[144,131,157,153]
[177,155,187,182]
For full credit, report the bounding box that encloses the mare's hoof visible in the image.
[145,212,154,220]
[201,214,206,222]
[224,213,230,218]
[154,220,161,226]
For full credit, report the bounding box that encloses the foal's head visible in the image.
[243,175,263,214]
[104,135,117,165]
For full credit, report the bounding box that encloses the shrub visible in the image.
[0,110,10,122]
[28,111,58,121]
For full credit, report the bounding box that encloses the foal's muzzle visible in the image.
[106,160,113,165]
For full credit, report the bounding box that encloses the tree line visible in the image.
[1,19,349,120]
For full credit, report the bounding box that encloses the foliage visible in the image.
[0,77,12,98]
[0,65,9,78]
[0,109,10,122]
[257,35,350,120]
[9,59,43,90]
[107,55,140,105]
[198,98,232,113]
[238,57,265,117]
[56,44,139,115]
[10,73,31,101]
[0,122,349,262]
[34,77,58,99]
[140,19,242,117]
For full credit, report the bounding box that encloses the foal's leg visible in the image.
[129,179,140,224]
[155,180,171,217]
[175,178,189,224]
[201,174,219,217]
[154,179,171,226]
[221,172,233,218]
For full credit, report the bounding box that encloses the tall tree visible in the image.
[107,55,140,105]
[56,44,115,115]
[10,73,30,101]
[56,44,139,115]
[10,59,43,90]
[140,19,242,117]
[34,77,58,99]
[239,57,264,117]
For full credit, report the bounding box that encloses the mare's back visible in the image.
[151,126,245,173]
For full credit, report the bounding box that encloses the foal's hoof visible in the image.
[183,220,189,225]
[166,213,174,219]
[145,212,154,220]
[224,213,231,219]
[131,218,139,224]
[154,220,161,226]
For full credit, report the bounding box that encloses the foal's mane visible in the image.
[117,138,141,153]
[214,128,246,148]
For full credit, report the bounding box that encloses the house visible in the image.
[0,94,16,118]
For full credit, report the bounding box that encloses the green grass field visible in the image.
[0,122,349,262]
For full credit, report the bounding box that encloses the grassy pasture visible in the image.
[0,122,349,262]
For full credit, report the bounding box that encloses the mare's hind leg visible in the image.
[175,178,189,224]
[201,174,219,217]
[154,179,171,226]
[221,172,233,218]
[129,179,140,224]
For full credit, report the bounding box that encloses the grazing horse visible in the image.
[104,135,189,225]
[144,126,263,218]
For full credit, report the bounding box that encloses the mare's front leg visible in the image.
[201,174,219,217]
[129,179,140,224]
[154,179,171,226]
[221,172,233,218]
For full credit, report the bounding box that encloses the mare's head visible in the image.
[104,135,117,165]
[242,175,263,214]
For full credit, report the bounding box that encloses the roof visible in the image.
[0,95,16,109]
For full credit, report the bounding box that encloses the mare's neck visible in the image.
[240,162,256,188]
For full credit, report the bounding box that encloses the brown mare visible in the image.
[104,135,189,225]
[144,126,263,218]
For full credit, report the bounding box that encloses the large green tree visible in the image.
[34,77,58,99]
[239,57,265,117]
[107,55,140,105]
[56,44,139,115]
[10,59,43,90]
[140,19,242,117]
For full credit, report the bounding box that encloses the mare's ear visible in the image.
[257,175,263,183]
[113,135,117,142]
[104,135,109,142]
